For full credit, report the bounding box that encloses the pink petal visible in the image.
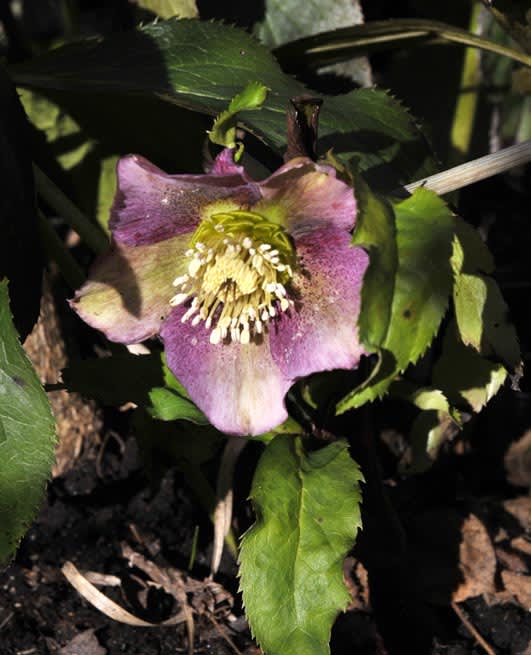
[256,158,356,236]
[271,227,368,380]
[208,148,252,178]
[160,308,290,436]
[70,234,189,343]
[110,155,261,247]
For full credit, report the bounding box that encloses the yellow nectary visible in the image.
[169,211,295,345]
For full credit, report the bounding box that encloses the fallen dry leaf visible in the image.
[59,629,106,655]
[453,514,496,603]
[505,430,531,488]
[495,547,528,574]
[504,497,531,531]
[501,570,531,610]
[512,536,531,556]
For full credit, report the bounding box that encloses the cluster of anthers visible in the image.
[169,212,295,345]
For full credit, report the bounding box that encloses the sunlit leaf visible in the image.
[408,410,460,473]
[452,217,520,368]
[433,321,507,413]
[209,81,269,149]
[0,280,56,564]
[136,0,198,19]
[148,387,208,424]
[239,436,362,655]
[350,174,397,349]
[390,380,461,472]
[18,88,94,170]
[96,154,118,233]
[337,187,454,413]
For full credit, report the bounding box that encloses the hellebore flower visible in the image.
[71,149,369,435]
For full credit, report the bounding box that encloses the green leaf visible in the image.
[63,352,209,424]
[11,19,435,189]
[0,280,56,564]
[239,436,363,655]
[433,322,507,413]
[390,380,452,413]
[452,218,520,368]
[390,380,461,472]
[451,217,494,275]
[337,187,454,413]
[136,0,198,19]
[408,410,460,473]
[248,415,303,444]
[209,81,269,149]
[18,88,94,171]
[273,18,531,70]
[350,174,397,348]
[147,387,208,424]
[96,154,118,233]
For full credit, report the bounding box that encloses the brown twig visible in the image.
[207,614,244,655]
[451,601,496,655]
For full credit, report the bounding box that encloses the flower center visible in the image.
[169,211,296,345]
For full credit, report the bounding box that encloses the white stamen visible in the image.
[172,274,189,287]
[170,223,294,345]
[169,292,188,306]
[188,258,202,278]
[210,327,222,344]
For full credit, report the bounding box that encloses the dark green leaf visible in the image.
[483,0,531,53]
[239,436,362,655]
[62,353,165,406]
[0,280,56,564]
[133,409,220,471]
[0,67,42,340]
[11,19,435,188]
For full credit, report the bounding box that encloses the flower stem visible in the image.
[404,140,531,196]
[37,209,86,289]
[33,164,109,255]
